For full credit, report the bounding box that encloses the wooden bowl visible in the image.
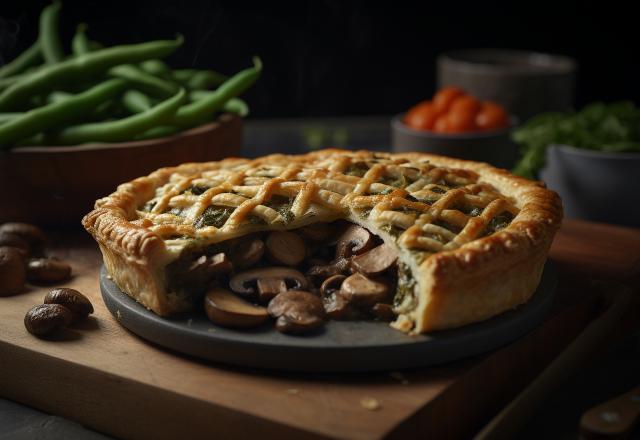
[0,114,242,227]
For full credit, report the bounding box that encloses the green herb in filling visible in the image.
[194,206,233,228]
[345,162,369,177]
[186,185,210,195]
[380,223,403,239]
[267,195,295,224]
[394,262,417,311]
[379,174,407,188]
[484,211,514,235]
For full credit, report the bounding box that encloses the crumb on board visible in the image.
[187,319,193,327]
[207,328,216,333]
[286,388,299,395]
[360,397,381,411]
[116,309,122,320]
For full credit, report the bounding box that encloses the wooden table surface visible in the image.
[0,219,638,440]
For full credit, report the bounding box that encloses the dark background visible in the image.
[1,1,637,119]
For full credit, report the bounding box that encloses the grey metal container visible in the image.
[540,145,640,227]
[437,49,577,121]
[391,115,519,169]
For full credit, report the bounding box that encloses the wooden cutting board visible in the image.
[1,219,638,440]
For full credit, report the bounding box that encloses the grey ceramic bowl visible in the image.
[540,145,640,227]
[391,114,519,169]
[437,49,577,121]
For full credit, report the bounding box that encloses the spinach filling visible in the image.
[184,185,210,195]
[483,211,514,235]
[266,195,295,224]
[394,262,417,312]
[194,206,234,228]
[344,162,369,177]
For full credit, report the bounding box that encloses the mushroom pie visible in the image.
[83,149,562,335]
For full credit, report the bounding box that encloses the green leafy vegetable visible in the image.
[513,101,640,178]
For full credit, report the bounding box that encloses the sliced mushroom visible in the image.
[268,290,325,335]
[351,243,398,275]
[323,292,359,320]
[204,288,269,328]
[229,237,264,269]
[320,274,346,297]
[340,273,390,307]
[335,224,374,259]
[298,222,337,242]
[265,231,306,266]
[229,267,308,302]
[256,278,287,301]
[306,257,350,281]
[188,253,233,276]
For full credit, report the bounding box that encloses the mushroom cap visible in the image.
[204,288,269,328]
[268,290,325,335]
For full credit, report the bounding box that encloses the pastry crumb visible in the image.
[286,388,299,395]
[187,319,193,327]
[360,397,381,411]
[207,328,216,333]
[116,309,122,320]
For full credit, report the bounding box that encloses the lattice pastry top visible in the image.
[83,149,562,333]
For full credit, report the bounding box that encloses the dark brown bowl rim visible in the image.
[438,48,576,75]
[391,114,517,140]
[7,113,238,155]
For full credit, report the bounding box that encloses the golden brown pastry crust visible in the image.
[83,149,562,334]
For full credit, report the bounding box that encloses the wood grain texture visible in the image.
[0,219,638,439]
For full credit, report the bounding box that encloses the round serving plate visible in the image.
[100,262,557,372]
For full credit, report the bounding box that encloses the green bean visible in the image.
[0,35,183,111]
[190,91,249,117]
[122,90,153,113]
[72,23,91,56]
[0,42,42,79]
[39,1,65,64]
[134,125,179,140]
[46,91,73,104]
[173,69,228,89]
[172,57,261,128]
[109,64,178,98]
[47,87,186,145]
[140,59,170,77]
[0,113,21,125]
[0,78,128,147]
[222,97,249,117]
[0,75,22,91]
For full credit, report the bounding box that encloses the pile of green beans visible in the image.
[0,2,261,149]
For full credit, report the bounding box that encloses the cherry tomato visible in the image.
[475,101,509,131]
[446,95,481,132]
[404,100,439,130]
[433,86,464,114]
[432,115,451,133]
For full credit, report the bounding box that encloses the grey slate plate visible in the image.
[100,262,556,372]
